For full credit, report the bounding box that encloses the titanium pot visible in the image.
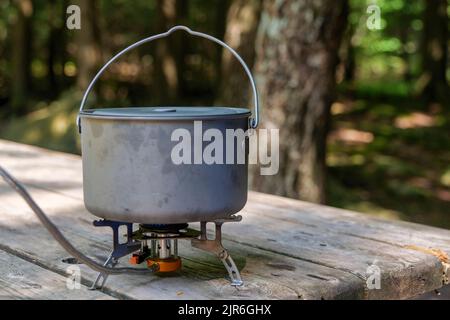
[77,26,260,224]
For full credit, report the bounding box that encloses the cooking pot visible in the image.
[77,26,260,224]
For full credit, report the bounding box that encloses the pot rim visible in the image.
[79,106,251,121]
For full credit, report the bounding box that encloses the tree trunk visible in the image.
[59,0,69,88]
[342,23,355,83]
[154,0,179,104]
[75,0,102,91]
[250,0,348,204]
[212,0,231,94]
[218,0,262,107]
[398,17,412,83]
[172,0,189,100]
[47,0,58,97]
[420,0,449,104]
[11,0,33,114]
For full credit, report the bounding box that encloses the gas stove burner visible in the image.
[89,215,243,290]
[132,224,201,241]
[129,224,197,274]
[140,223,189,233]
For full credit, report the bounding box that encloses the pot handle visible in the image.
[77,25,260,132]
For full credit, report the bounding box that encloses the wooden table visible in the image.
[0,139,449,300]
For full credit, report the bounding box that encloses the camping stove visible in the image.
[90,215,243,290]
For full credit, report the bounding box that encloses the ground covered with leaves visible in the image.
[328,82,450,228]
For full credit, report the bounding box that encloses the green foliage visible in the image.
[349,0,425,82]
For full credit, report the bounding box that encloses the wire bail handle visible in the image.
[77,25,260,132]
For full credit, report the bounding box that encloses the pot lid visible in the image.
[79,107,251,120]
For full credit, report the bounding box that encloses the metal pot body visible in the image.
[80,115,249,224]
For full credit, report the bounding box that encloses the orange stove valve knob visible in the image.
[129,248,151,265]
[147,257,181,273]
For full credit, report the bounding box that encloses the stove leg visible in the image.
[192,215,243,287]
[89,252,118,290]
[219,248,243,287]
[89,219,142,290]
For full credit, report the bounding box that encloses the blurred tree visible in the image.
[154,0,180,103]
[47,0,57,94]
[251,0,348,203]
[58,0,69,89]
[218,0,262,107]
[342,22,356,83]
[419,0,449,104]
[75,0,102,91]
[11,0,33,114]
[47,0,66,97]
[212,0,230,92]
[172,0,189,99]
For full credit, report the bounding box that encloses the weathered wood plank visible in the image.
[248,192,450,253]
[0,182,365,299]
[0,249,114,300]
[217,215,445,299]
[1,139,450,299]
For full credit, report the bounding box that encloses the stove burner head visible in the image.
[140,223,189,234]
[133,223,200,240]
